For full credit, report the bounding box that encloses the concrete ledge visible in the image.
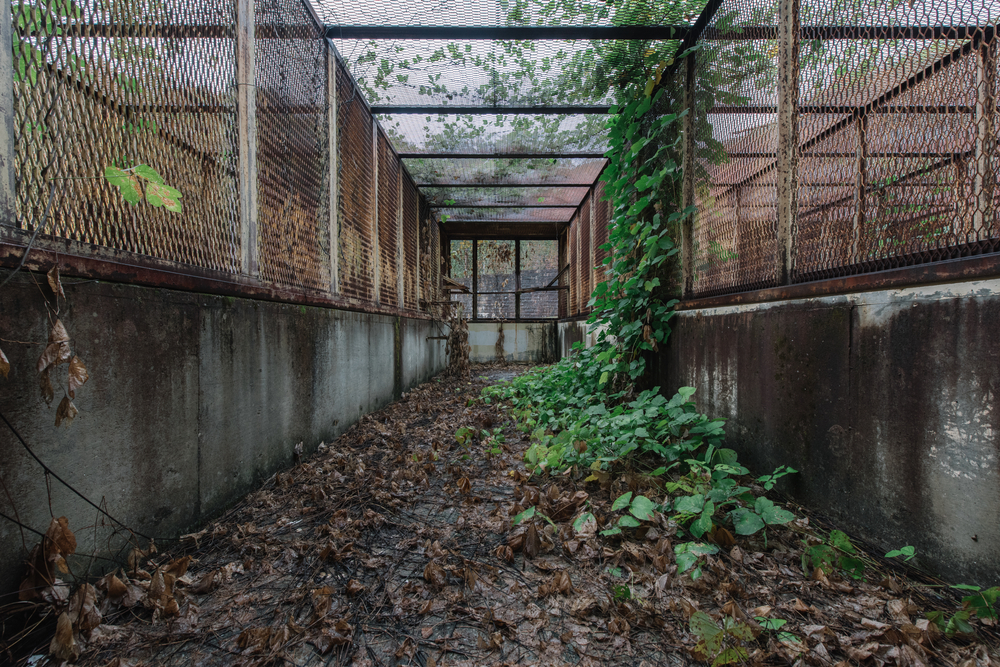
[467,322,557,363]
[0,275,446,594]
[659,278,1000,585]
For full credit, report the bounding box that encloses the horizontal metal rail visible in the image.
[400,152,607,158]
[430,203,579,209]
[328,25,689,40]
[372,106,612,114]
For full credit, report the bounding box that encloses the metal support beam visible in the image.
[328,25,688,40]
[372,105,611,115]
[471,239,478,319]
[429,204,579,209]
[0,0,14,232]
[514,238,521,320]
[681,53,696,299]
[417,182,596,188]
[327,40,340,293]
[974,40,996,233]
[851,115,868,263]
[399,152,607,159]
[397,169,405,308]
[372,118,380,302]
[775,0,800,285]
[237,0,258,276]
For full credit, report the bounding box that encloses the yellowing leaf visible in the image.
[47,266,65,299]
[104,166,143,205]
[55,396,78,427]
[68,356,88,398]
[145,181,183,213]
[49,612,80,661]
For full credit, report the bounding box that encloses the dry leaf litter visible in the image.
[4,365,999,667]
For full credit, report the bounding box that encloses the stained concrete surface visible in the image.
[0,275,446,595]
[467,322,558,363]
[659,278,1000,585]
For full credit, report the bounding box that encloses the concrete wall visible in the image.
[557,319,601,358]
[0,276,446,593]
[468,322,558,363]
[659,278,1000,585]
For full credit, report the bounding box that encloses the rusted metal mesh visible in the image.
[255,0,330,291]
[593,180,611,291]
[402,174,420,311]
[335,61,376,303]
[520,239,559,318]
[690,0,1000,297]
[376,130,399,307]
[11,1,242,272]
[579,194,592,313]
[477,240,515,320]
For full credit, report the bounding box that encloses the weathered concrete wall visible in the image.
[0,275,446,594]
[557,319,601,357]
[467,322,557,363]
[659,278,1000,585]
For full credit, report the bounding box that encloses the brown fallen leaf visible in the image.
[424,560,447,588]
[38,320,72,373]
[346,579,365,596]
[0,346,9,379]
[68,356,89,398]
[421,626,434,639]
[608,617,630,636]
[708,524,736,548]
[457,476,471,494]
[20,517,77,600]
[67,583,102,633]
[524,523,541,558]
[97,572,129,604]
[188,569,218,595]
[47,266,65,299]
[49,612,80,662]
[539,571,574,597]
[55,396,79,427]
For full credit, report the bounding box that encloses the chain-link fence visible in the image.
[3,0,440,318]
[686,0,1000,298]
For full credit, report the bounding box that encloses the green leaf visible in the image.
[755,617,787,631]
[512,506,536,525]
[674,494,704,514]
[145,181,183,213]
[611,491,633,511]
[600,526,622,536]
[132,164,165,184]
[573,512,595,533]
[634,427,649,438]
[712,647,748,666]
[731,508,765,535]
[618,515,641,528]
[945,611,974,637]
[690,508,713,538]
[951,584,982,592]
[689,611,722,642]
[104,166,143,205]
[760,505,795,525]
[829,530,856,554]
[628,495,656,521]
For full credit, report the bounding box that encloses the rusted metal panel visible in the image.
[677,252,1000,310]
[377,130,399,308]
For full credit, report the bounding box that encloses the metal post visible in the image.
[327,41,339,293]
[514,238,521,320]
[471,239,478,320]
[775,0,800,285]
[558,229,567,318]
[850,115,867,263]
[588,191,595,309]
[237,0,258,276]
[974,39,996,233]
[681,53,697,299]
[371,119,380,302]
[397,169,404,309]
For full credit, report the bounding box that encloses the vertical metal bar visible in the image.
[397,168,404,309]
[558,229,567,319]
[681,53,697,299]
[415,194,421,306]
[471,239,478,320]
[588,191,595,310]
[515,238,521,320]
[237,0,258,276]
[851,115,868,263]
[371,119,380,302]
[327,41,339,293]
[775,0,800,285]
[974,40,996,234]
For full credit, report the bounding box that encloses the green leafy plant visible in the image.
[688,611,758,666]
[674,541,719,580]
[801,529,865,580]
[885,545,916,562]
[600,491,657,536]
[103,165,183,213]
